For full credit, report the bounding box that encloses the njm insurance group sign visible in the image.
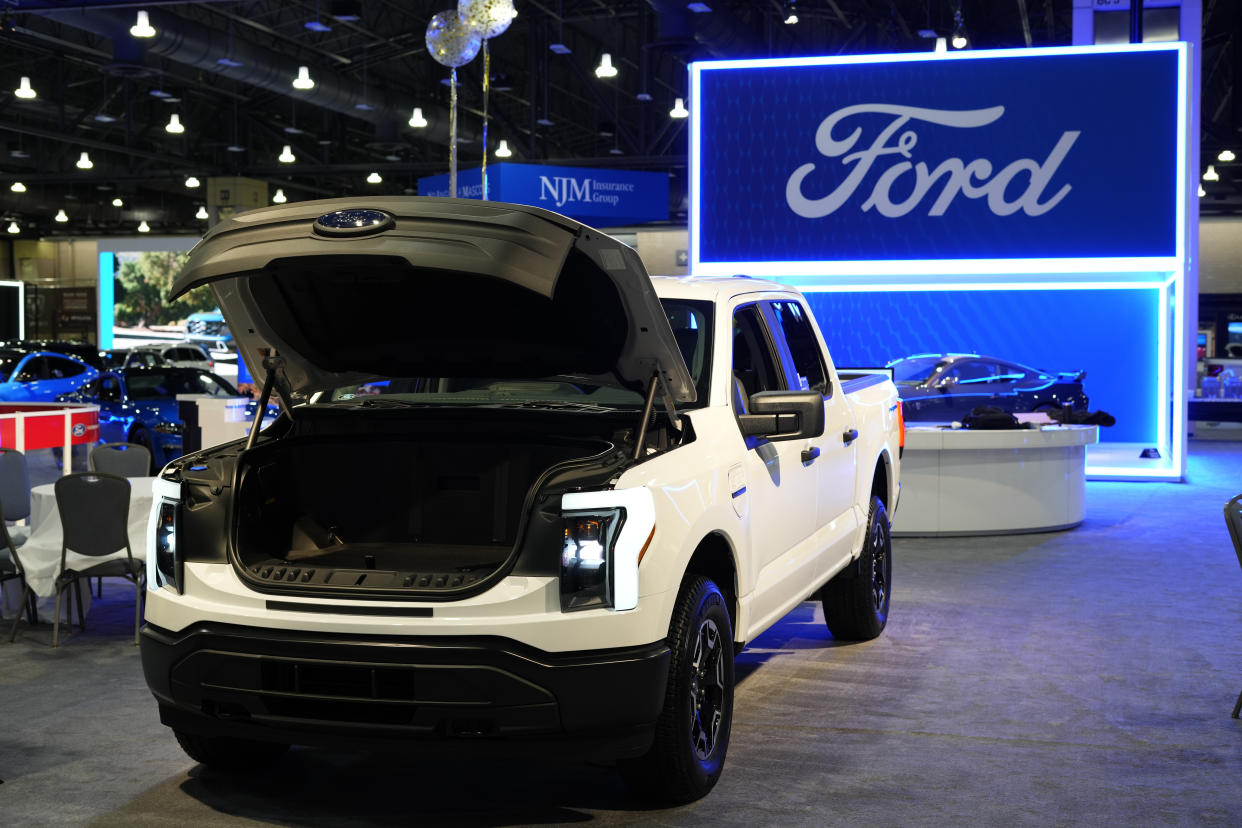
[419,163,668,227]
[689,43,1187,277]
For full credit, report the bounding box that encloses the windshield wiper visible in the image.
[489,400,620,413]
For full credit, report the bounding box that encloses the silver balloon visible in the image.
[426,10,482,68]
[457,0,516,40]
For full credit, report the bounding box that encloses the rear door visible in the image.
[732,302,822,634]
[768,299,859,577]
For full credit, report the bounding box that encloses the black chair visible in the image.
[90,443,153,478]
[0,448,37,637]
[1225,493,1242,719]
[48,473,143,647]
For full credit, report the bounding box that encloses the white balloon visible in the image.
[426,10,482,68]
[457,0,517,40]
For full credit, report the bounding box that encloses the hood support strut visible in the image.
[632,369,681,460]
[245,352,282,451]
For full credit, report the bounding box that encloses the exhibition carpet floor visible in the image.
[2,443,1240,826]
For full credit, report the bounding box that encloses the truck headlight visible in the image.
[559,488,656,613]
[560,510,623,612]
[153,499,181,592]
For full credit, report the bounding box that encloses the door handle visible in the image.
[842,429,859,445]
[801,446,820,464]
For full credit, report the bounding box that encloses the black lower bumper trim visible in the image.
[141,622,670,759]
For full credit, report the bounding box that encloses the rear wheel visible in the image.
[619,576,734,804]
[822,495,891,641]
[173,730,289,770]
[128,426,156,474]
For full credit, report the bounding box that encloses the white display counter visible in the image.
[892,424,1098,537]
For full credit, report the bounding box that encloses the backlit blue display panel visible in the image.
[419,162,668,227]
[803,287,1160,444]
[691,44,1184,273]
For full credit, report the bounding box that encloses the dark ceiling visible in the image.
[1,0,1240,237]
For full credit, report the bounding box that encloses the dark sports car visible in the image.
[888,353,1088,422]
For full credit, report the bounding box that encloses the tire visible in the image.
[128,426,156,474]
[174,730,289,770]
[821,495,892,641]
[619,576,734,804]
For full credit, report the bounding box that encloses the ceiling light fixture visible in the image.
[138,220,151,232]
[688,2,712,12]
[217,56,244,68]
[185,176,200,188]
[495,139,512,158]
[195,205,209,220]
[131,10,156,38]
[951,8,967,48]
[595,53,617,79]
[670,97,689,118]
[6,221,18,234]
[1204,165,1220,182]
[76,151,93,170]
[292,66,315,90]
[14,76,36,99]
[273,188,287,204]
[1198,184,1206,197]
[227,144,245,153]
[165,113,185,134]
[408,107,428,128]
[784,0,798,25]
[112,198,124,207]
[330,0,361,22]
[549,42,571,55]
[10,182,26,193]
[1219,149,1237,163]
[366,171,382,184]
[305,20,332,32]
[278,145,296,163]
[54,209,68,223]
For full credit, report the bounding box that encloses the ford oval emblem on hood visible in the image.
[313,209,395,237]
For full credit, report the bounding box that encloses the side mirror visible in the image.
[737,390,825,442]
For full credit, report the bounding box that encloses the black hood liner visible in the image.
[249,251,627,379]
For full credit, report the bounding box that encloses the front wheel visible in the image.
[619,575,734,804]
[821,495,892,641]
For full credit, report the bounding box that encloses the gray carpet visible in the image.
[1,443,1240,826]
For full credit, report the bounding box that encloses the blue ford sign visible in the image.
[690,44,1187,275]
[418,163,668,227]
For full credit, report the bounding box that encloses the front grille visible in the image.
[261,660,416,701]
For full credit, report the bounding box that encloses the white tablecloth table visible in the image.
[2,477,155,622]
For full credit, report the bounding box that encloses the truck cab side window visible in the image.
[732,305,780,415]
[770,300,830,396]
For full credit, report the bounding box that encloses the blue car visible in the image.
[889,353,1088,422]
[185,309,233,351]
[56,367,254,470]
[0,348,99,401]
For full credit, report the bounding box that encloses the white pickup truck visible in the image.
[140,198,903,803]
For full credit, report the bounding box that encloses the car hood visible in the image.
[170,197,696,405]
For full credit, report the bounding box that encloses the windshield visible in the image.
[126,370,239,400]
[323,298,713,410]
[889,356,946,385]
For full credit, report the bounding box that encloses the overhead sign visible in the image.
[690,44,1186,275]
[418,162,668,227]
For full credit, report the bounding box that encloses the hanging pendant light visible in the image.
[14,76,36,99]
[112,197,124,207]
[669,97,689,119]
[495,140,512,158]
[366,172,382,184]
[130,10,156,38]
[273,188,287,204]
[195,206,209,220]
[165,113,185,134]
[138,220,151,232]
[595,53,617,78]
[408,107,428,128]
[292,66,315,90]
[10,182,26,193]
[54,209,69,223]
[76,151,93,169]
[185,175,201,188]
[278,145,296,163]
[6,221,18,234]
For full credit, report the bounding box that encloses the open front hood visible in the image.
[172,197,696,405]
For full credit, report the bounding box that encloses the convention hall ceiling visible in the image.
[1,0,1239,236]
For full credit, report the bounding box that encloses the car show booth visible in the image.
[690,42,1194,483]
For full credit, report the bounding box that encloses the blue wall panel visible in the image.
[801,288,1159,443]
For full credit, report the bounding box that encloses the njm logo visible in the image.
[539,176,592,208]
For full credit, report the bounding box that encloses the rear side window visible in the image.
[770,300,829,395]
[47,357,86,379]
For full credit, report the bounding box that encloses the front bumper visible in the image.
[141,622,670,758]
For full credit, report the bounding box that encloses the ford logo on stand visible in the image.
[313,209,395,237]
